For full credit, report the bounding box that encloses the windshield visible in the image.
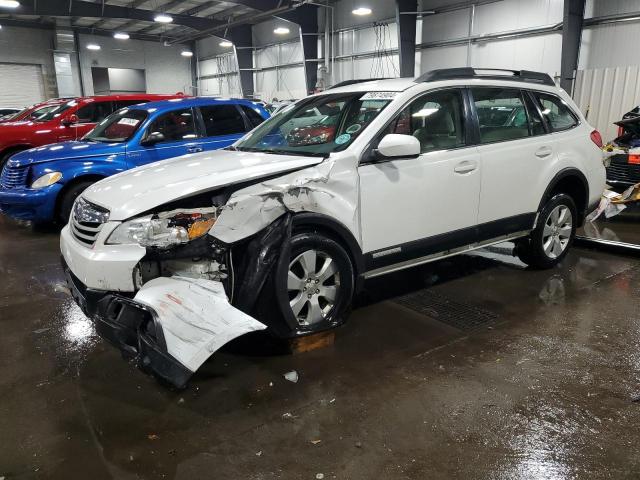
[84,108,148,143]
[234,93,393,156]
[35,100,77,122]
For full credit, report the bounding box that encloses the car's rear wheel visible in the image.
[516,193,577,269]
[256,231,354,338]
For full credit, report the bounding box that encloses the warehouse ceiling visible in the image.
[0,0,306,43]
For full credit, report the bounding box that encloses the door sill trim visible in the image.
[363,230,531,279]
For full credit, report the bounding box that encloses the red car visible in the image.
[0,98,73,124]
[0,93,185,167]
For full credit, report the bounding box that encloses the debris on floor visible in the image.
[586,183,640,221]
[283,370,299,383]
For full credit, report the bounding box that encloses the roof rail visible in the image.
[328,78,391,90]
[415,68,555,86]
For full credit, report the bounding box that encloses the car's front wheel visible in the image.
[516,193,577,269]
[257,231,355,338]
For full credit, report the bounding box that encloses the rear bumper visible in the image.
[0,184,61,221]
[62,257,193,388]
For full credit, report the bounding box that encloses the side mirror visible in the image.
[373,134,420,160]
[142,131,165,146]
[62,114,79,127]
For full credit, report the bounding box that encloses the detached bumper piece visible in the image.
[94,295,194,388]
[64,263,267,388]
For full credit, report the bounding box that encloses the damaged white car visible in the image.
[61,68,606,387]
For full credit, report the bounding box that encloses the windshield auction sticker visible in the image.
[360,92,398,100]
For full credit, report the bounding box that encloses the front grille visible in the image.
[606,161,640,184]
[0,163,29,189]
[70,197,109,247]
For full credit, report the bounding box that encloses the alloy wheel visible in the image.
[287,249,340,326]
[542,205,573,259]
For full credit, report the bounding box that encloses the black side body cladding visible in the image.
[365,213,536,271]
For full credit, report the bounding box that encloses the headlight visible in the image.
[31,172,62,189]
[106,207,217,247]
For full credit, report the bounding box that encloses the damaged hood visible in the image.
[82,149,324,220]
[615,116,640,136]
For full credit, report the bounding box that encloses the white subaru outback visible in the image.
[60,68,606,387]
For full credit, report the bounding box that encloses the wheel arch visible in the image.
[291,212,365,280]
[539,168,589,225]
[54,174,105,220]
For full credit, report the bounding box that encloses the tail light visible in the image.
[590,129,603,149]
[617,125,624,137]
[628,154,640,165]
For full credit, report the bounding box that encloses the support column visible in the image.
[230,24,254,98]
[560,0,586,93]
[396,0,417,78]
[281,5,319,95]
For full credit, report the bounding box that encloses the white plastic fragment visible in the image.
[133,276,267,372]
[284,370,299,383]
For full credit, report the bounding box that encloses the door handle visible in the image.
[535,146,553,158]
[187,146,203,153]
[454,160,477,174]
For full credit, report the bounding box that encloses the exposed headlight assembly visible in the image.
[31,171,62,189]
[107,207,218,247]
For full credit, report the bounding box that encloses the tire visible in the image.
[57,181,95,225]
[256,231,355,338]
[516,193,577,269]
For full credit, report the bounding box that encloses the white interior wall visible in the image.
[0,25,61,99]
[78,34,192,96]
[253,18,306,101]
[196,36,241,97]
[419,0,563,78]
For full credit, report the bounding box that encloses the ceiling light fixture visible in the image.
[181,50,193,57]
[0,1,20,8]
[219,40,233,47]
[154,13,173,23]
[86,43,101,50]
[113,32,130,40]
[274,27,290,35]
[352,7,372,15]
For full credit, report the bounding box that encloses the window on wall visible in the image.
[146,108,197,142]
[533,92,578,131]
[75,101,114,123]
[199,105,247,136]
[471,88,531,144]
[388,89,465,153]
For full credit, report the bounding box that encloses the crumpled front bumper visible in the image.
[62,259,266,388]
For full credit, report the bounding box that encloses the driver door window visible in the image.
[136,108,199,166]
[389,90,466,153]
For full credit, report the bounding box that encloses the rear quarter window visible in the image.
[533,92,579,132]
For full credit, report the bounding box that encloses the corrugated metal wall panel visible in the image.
[0,63,45,108]
[573,65,640,142]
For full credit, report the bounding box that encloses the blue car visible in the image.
[0,97,269,223]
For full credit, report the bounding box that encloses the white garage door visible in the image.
[0,63,46,108]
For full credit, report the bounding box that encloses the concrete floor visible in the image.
[2,215,640,479]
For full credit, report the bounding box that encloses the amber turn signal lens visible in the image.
[187,218,216,239]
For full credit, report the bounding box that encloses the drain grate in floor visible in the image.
[393,289,498,331]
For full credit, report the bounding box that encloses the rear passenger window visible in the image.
[240,105,265,128]
[389,89,465,153]
[533,92,578,131]
[472,88,530,143]
[146,108,197,142]
[200,105,247,136]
